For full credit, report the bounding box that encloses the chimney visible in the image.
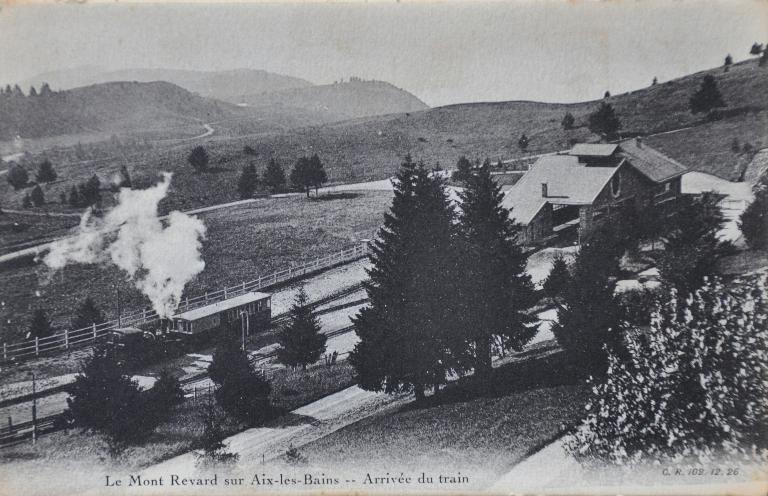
[541,182,548,198]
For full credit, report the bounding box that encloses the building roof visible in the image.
[501,154,622,225]
[617,139,688,183]
[173,291,270,321]
[568,144,619,157]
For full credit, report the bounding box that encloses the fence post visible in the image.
[243,281,246,293]
[224,288,227,299]
[205,292,208,302]
[35,337,39,357]
[64,329,69,350]
[92,323,97,343]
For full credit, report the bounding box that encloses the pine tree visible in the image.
[118,165,132,189]
[451,156,473,183]
[22,193,31,209]
[518,134,530,151]
[290,157,313,197]
[658,193,725,295]
[588,102,622,140]
[543,254,571,299]
[561,112,575,130]
[455,162,537,383]
[29,308,53,339]
[66,346,159,450]
[71,297,106,330]
[276,287,327,370]
[689,75,726,114]
[30,185,45,206]
[36,160,57,182]
[188,145,209,172]
[263,158,286,193]
[6,163,28,190]
[350,157,460,400]
[68,185,82,208]
[237,163,259,199]
[551,228,624,376]
[308,154,328,195]
[208,333,272,424]
[196,395,239,468]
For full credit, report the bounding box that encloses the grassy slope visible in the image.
[298,351,589,484]
[0,191,391,342]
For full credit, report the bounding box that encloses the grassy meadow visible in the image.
[0,191,392,343]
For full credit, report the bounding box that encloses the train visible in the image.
[105,291,272,367]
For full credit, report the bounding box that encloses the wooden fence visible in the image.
[1,243,369,366]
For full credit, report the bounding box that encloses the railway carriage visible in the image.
[170,291,272,342]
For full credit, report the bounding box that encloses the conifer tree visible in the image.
[117,165,132,189]
[543,254,571,299]
[196,394,239,467]
[237,163,259,199]
[308,154,328,195]
[29,308,53,339]
[350,156,460,400]
[30,185,45,206]
[588,102,622,139]
[561,112,575,130]
[277,287,327,370]
[451,156,473,183]
[455,162,537,383]
[551,228,623,376]
[290,157,313,197]
[36,160,57,182]
[208,333,272,424]
[263,158,286,193]
[689,75,726,114]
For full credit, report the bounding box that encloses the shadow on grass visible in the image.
[267,411,320,428]
[401,351,586,413]
[310,193,362,201]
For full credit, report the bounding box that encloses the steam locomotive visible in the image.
[106,291,272,367]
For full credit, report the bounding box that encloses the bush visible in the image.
[28,308,53,339]
[739,174,768,249]
[22,193,31,208]
[196,395,239,468]
[147,369,185,415]
[188,146,209,172]
[7,163,28,190]
[517,134,529,151]
[565,275,768,465]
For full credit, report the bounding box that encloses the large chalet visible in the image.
[502,139,688,245]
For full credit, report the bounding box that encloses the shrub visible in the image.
[21,193,31,209]
[188,146,209,172]
[237,163,259,199]
[196,395,239,468]
[147,369,185,415]
[565,275,768,465]
[739,174,768,249]
[518,133,529,151]
[7,163,28,190]
[28,308,53,339]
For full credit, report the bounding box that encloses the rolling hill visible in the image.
[240,79,429,121]
[0,81,234,141]
[18,67,313,104]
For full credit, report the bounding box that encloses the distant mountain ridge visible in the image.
[241,79,429,120]
[0,81,232,141]
[18,67,314,104]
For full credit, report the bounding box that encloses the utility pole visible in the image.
[116,285,122,327]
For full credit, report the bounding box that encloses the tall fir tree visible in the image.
[237,163,259,199]
[689,75,726,114]
[277,287,327,370]
[263,158,286,193]
[350,156,461,400]
[455,162,537,383]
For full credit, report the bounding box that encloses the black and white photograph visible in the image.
[0,1,767,494]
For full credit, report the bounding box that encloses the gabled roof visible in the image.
[173,291,270,321]
[568,144,618,157]
[501,154,622,225]
[617,139,688,183]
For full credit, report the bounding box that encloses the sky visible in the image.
[0,1,766,107]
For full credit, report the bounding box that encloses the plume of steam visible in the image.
[43,173,206,318]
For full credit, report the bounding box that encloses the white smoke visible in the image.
[43,173,206,318]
